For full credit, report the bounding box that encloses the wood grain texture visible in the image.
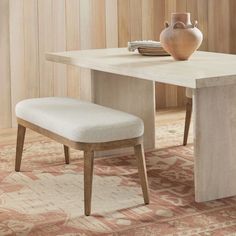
[79,0,92,101]
[9,0,24,106]
[0,0,11,128]
[130,0,142,41]
[46,49,236,89]
[105,0,118,48]
[64,145,70,164]
[9,0,25,126]
[38,0,54,97]
[141,0,155,40]
[9,0,39,125]
[183,97,192,145]
[24,0,40,98]
[118,0,130,47]
[230,0,236,54]
[152,0,166,109]
[84,150,94,216]
[92,70,155,151]
[194,82,236,201]
[187,0,208,51]
[15,124,26,172]
[52,0,67,97]
[65,0,81,98]
[153,0,166,40]
[208,0,230,53]
[134,143,150,204]
[91,0,106,49]
[2,0,236,128]
[155,83,166,109]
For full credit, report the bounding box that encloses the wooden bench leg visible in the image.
[134,143,150,204]
[84,150,94,216]
[64,145,70,164]
[15,124,26,172]
[183,97,192,146]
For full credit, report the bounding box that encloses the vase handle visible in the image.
[164,21,169,28]
[173,21,186,29]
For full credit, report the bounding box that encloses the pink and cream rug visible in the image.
[0,124,236,235]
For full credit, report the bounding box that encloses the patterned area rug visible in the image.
[1,127,236,235]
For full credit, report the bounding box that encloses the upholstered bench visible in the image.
[15,97,149,215]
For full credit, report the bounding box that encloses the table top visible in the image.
[46,48,236,89]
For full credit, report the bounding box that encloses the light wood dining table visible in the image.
[47,48,236,203]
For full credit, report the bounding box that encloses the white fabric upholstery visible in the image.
[15,97,144,143]
[186,88,193,98]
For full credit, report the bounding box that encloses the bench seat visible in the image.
[15,97,144,143]
[15,97,149,216]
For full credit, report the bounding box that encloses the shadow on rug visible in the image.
[0,140,236,236]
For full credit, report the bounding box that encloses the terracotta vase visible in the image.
[160,13,203,60]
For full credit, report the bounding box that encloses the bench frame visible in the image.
[16,118,150,216]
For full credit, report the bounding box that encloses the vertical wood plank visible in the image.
[91,0,106,49]
[10,0,39,125]
[177,86,186,107]
[105,0,118,47]
[230,0,236,54]
[38,0,54,97]
[187,0,208,51]
[197,0,208,51]
[118,0,130,47]
[0,0,12,128]
[9,0,25,125]
[142,0,165,41]
[208,0,230,53]
[79,0,107,101]
[141,0,155,40]
[66,0,81,98]
[187,0,198,21]
[130,0,142,41]
[153,0,166,109]
[79,0,91,50]
[155,83,166,109]
[165,0,176,22]
[79,0,92,101]
[23,0,40,98]
[52,0,67,96]
[165,85,178,107]
[153,0,166,41]
[176,0,187,12]
[38,0,67,98]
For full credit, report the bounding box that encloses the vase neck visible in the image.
[171,13,191,25]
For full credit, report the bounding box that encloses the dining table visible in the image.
[46,47,236,203]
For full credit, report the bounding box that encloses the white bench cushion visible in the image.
[15,97,144,143]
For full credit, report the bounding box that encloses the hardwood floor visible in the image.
[0,109,191,149]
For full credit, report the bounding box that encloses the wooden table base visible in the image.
[194,83,236,202]
[91,70,156,155]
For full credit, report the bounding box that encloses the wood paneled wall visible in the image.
[1,0,236,128]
